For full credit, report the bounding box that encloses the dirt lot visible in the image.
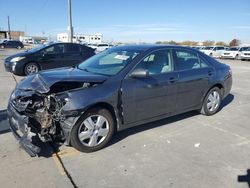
[1,49,250,188]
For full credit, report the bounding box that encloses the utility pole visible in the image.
[68,0,73,42]
[7,16,11,39]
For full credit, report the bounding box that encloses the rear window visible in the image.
[174,49,208,70]
[65,44,80,53]
[98,44,108,47]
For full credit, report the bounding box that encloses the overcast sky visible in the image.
[0,0,249,43]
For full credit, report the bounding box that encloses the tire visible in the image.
[24,63,40,75]
[200,87,222,116]
[209,53,213,56]
[17,46,21,49]
[235,54,240,60]
[0,45,4,49]
[70,108,115,152]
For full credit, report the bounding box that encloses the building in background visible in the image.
[0,30,25,40]
[57,33,103,44]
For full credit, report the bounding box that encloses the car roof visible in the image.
[112,44,183,52]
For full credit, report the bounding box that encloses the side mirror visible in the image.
[129,68,149,78]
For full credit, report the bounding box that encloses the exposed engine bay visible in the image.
[10,81,96,144]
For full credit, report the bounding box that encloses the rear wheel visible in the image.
[200,87,222,116]
[24,63,40,75]
[17,46,22,49]
[70,108,115,152]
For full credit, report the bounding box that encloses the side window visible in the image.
[135,50,172,75]
[65,44,80,53]
[199,55,209,68]
[81,46,90,53]
[217,47,224,50]
[174,49,201,71]
[44,44,64,54]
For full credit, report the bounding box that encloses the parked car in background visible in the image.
[0,40,24,49]
[88,43,111,53]
[7,45,232,156]
[240,48,250,61]
[200,46,226,58]
[192,46,205,50]
[4,42,95,75]
[221,46,249,59]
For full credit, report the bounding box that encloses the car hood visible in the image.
[16,67,108,93]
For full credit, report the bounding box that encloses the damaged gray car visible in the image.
[7,45,232,156]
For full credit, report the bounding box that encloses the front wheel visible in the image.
[70,108,115,152]
[0,45,4,49]
[24,63,40,75]
[200,87,222,116]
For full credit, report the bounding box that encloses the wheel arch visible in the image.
[23,61,41,75]
[201,83,224,106]
[81,102,118,132]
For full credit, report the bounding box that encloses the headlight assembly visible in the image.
[10,56,25,62]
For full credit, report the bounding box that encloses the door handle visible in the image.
[208,71,214,76]
[169,77,178,83]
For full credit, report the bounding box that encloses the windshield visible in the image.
[227,47,239,51]
[27,44,47,53]
[78,49,140,76]
[203,47,214,50]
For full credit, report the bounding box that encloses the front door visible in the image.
[38,44,64,69]
[121,49,179,124]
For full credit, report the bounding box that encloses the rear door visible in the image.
[172,49,214,111]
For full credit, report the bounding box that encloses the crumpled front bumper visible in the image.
[7,103,41,157]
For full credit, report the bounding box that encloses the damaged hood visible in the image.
[17,67,108,93]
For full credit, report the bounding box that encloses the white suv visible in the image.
[95,43,110,53]
[200,46,226,58]
[221,46,249,59]
[240,48,250,61]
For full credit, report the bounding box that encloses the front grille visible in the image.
[224,53,230,55]
[244,53,250,56]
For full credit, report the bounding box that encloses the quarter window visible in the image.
[44,44,64,54]
[65,44,80,53]
[135,50,172,75]
[174,49,201,70]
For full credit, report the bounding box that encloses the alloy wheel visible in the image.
[78,115,109,147]
[206,91,220,112]
[26,64,38,74]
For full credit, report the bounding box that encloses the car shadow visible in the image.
[110,94,234,146]
[220,93,234,109]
